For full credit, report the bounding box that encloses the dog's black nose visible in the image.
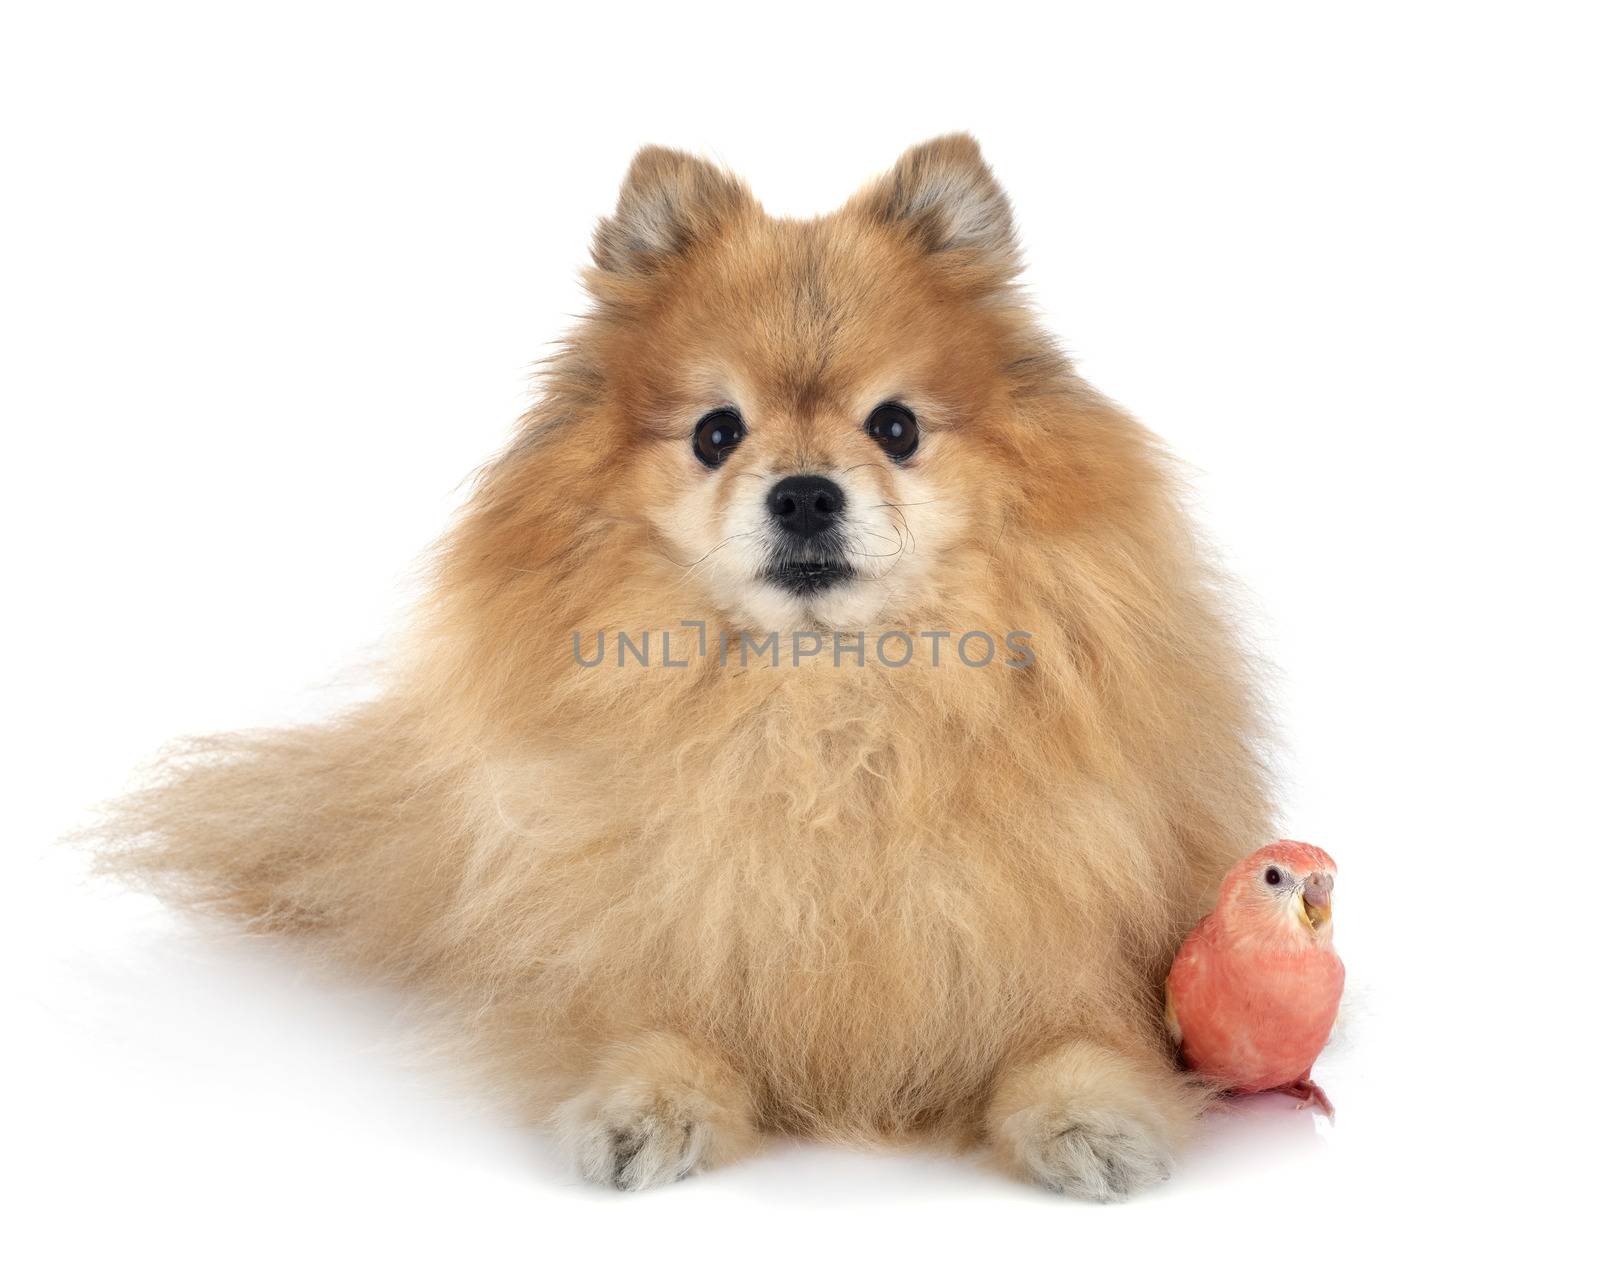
[766,475,845,540]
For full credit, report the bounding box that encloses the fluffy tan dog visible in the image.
[97,136,1271,1199]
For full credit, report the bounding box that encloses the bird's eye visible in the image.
[865,402,920,461]
[693,410,746,468]
[1264,866,1283,886]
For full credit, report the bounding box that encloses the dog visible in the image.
[95,135,1272,1199]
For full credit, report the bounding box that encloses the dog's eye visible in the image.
[865,402,920,461]
[693,410,746,468]
[1264,866,1283,886]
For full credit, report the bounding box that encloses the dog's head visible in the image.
[553,135,1060,633]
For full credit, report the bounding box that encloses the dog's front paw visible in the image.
[986,1038,1202,1202]
[560,1091,714,1190]
[555,1033,759,1191]
[1011,1106,1173,1201]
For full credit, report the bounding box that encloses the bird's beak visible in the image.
[1297,871,1334,931]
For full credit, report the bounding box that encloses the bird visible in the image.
[1166,840,1344,1116]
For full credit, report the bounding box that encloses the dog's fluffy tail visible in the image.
[85,702,454,959]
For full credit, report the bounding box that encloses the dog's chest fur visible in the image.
[459,674,1180,1118]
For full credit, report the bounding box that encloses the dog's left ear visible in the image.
[592,146,753,276]
[853,134,1018,265]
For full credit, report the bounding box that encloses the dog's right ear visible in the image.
[591,147,753,276]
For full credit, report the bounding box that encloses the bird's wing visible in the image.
[1165,917,1214,1050]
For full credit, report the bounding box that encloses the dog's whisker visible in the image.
[657,529,757,573]
[850,526,909,558]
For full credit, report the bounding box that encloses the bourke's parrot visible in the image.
[1166,841,1344,1115]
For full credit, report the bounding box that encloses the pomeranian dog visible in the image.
[96,135,1271,1200]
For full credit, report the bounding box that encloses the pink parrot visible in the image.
[1166,840,1344,1115]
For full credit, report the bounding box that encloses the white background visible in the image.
[5,2,1596,1284]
